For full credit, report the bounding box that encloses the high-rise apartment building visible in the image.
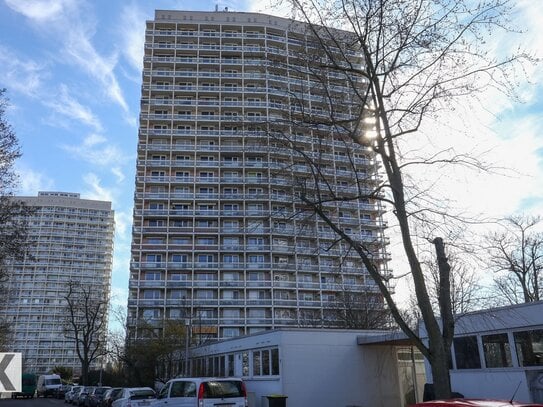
[0,192,114,374]
[128,10,388,341]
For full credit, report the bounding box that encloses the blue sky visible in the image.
[1,0,543,316]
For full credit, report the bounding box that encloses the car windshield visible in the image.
[129,390,155,400]
[202,381,243,399]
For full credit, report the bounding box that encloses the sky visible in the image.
[1,0,543,320]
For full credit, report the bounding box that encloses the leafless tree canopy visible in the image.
[63,282,109,385]
[0,88,34,350]
[271,0,529,398]
[487,215,543,304]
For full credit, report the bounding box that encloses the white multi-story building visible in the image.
[0,191,114,374]
[128,10,389,342]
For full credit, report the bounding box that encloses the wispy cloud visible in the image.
[61,132,129,172]
[15,164,55,195]
[45,84,102,131]
[0,45,45,97]
[82,172,113,202]
[118,3,146,73]
[5,0,129,112]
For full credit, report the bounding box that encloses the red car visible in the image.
[411,399,543,407]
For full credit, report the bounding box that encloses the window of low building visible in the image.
[482,333,512,368]
[514,329,543,367]
[454,336,481,369]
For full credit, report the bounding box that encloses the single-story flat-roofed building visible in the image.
[185,328,425,407]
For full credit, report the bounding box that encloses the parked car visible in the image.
[153,378,248,407]
[112,388,156,407]
[87,386,112,407]
[56,384,72,399]
[101,388,124,407]
[66,386,83,404]
[77,386,96,406]
[410,399,543,407]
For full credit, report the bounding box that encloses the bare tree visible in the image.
[63,282,109,385]
[0,88,34,349]
[268,0,529,398]
[487,215,543,304]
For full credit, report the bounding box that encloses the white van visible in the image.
[37,374,62,397]
[153,378,247,407]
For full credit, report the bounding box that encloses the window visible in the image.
[198,254,214,263]
[170,381,196,398]
[223,255,240,263]
[482,333,512,368]
[171,254,188,263]
[454,336,481,369]
[145,271,162,281]
[514,329,543,367]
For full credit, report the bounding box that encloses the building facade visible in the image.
[128,10,389,341]
[0,192,115,374]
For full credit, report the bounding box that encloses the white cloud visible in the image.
[61,133,129,168]
[82,172,113,202]
[118,4,146,72]
[5,0,129,112]
[4,0,71,22]
[45,84,102,130]
[0,45,45,97]
[114,210,132,238]
[15,164,55,195]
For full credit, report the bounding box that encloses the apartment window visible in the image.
[143,290,161,299]
[146,254,162,263]
[196,290,215,299]
[145,272,162,281]
[198,254,214,263]
[223,255,240,264]
[248,237,264,246]
[223,328,240,338]
[248,255,265,263]
[197,220,215,227]
[171,254,188,263]
[168,288,185,301]
[172,220,191,227]
[197,237,216,245]
[223,237,239,246]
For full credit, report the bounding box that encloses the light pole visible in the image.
[184,319,191,376]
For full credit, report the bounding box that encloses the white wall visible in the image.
[279,331,401,407]
[450,370,531,401]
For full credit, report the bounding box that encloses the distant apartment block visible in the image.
[128,10,389,342]
[0,192,115,374]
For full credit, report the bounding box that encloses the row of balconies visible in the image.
[129,280,376,291]
[137,175,379,189]
[143,55,363,81]
[143,70,360,90]
[144,43,361,65]
[138,147,374,165]
[147,29,309,46]
[132,227,387,242]
[135,192,379,206]
[138,134,374,153]
[148,28,355,51]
